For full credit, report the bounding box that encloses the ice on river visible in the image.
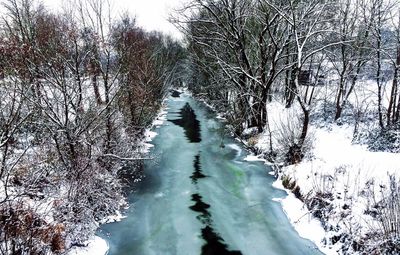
[98,94,323,255]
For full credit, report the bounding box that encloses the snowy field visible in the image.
[270,122,399,254]
[245,78,400,254]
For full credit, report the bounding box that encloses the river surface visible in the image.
[99,94,323,255]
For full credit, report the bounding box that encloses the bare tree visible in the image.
[0,0,181,252]
[265,0,339,162]
[386,8,400,125]
[368,0,396,128]
[331,0,376,121]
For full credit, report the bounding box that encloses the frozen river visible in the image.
[99,93,323,255]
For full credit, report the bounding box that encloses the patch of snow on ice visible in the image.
[100,210,127,224]
[141,105,169,153]
[144,130,158,142]
[227,143,242,157]
[272,197,282,202]
[153,109,168,127]
[243,155,266,162]
[216,114,226,120]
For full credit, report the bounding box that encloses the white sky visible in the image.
[41,0,187,39]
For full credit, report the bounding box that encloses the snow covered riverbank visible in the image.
[67,236,109,255]
[68,103,169,255]
[272,180,335,255]
[246,107,400,254]
[274,123,399,254]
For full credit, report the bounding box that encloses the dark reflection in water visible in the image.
[169,103,201,143]
[171,102,241,254]
[201,226,242,255]
[171,90,182,98]
[189,193,242,255]
[190,154,207,184]
[189,193,211,225]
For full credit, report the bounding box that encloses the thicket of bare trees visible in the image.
[179,0,400,253]
[0,0,184,253]
[179,0,400,163]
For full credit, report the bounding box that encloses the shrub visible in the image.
[282,175,303,200]
[274,110,314,164]
[0,201,65,254]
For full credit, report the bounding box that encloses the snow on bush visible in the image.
[272,122,400,254]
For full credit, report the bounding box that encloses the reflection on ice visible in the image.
[201,226,242,255]
[169,103,201,143]
[189,191,243,254]
[189,193,211,224]
[171,90,182,98]
[190,154,207,184]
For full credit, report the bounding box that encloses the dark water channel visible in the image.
[98,94,323,255]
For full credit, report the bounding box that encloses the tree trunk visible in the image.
[298,97,310,148]
[376,24,384,129]
[92,74,102,105]
[387,68,397,125]
[286,69,297,108]
[286,68,310,164]
[395,88,400,123]
[388,47,400,125]
[284,47,294,107]
[256,88,267,133]
[335,69,346,120]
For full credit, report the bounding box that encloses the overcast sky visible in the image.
[42,0,187,39]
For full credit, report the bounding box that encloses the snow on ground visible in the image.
[279,122,399,239]
[239,77,400,253]
[151,108,168,127]
[99,210,127,224]
[273,180,338,255]
[289,124,400,195]
[251,103,400,253]
[142,101,169,153]
[67,236,108,255]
